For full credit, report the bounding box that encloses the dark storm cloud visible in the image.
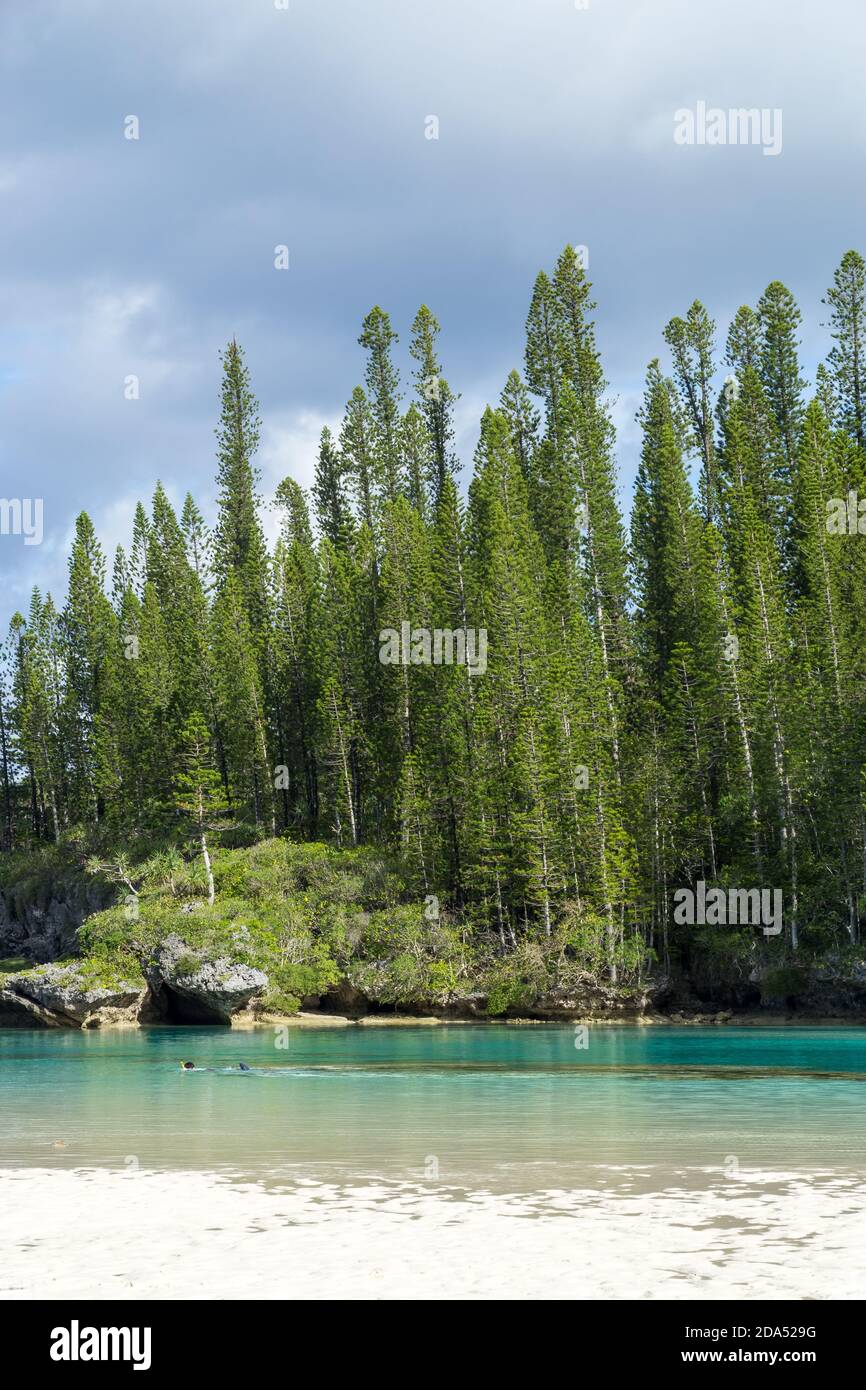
[0,0,863,623]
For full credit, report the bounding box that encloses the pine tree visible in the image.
[524,271,562,443]
[12,593,64,842]
[340,387,377,531]
[499,369,540,488]
[791,400,866,940]
[664,302,718,522]
[823,250,866,450]
[757,280,806,473]
[719,370,800,945]
[0,633,16,850]
[409,305,458,497]
[815,363,838,428]
[359,307,403,507]
[400,405,434,520]
[725,305,760,376]
[129,503,151,596]
[312,427,353,548]
[212,340,269,634]
[425,474,475,905]
[211,572,275,834]
[314,540,369,846]
[181,493,212,593]
[468,409,557,934]
[632,362,728,935]
[146,483,208,742]
[63,513,118,825]
[174,712,227,905]
[273,478,320,830]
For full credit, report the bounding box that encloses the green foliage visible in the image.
[5,247,866,1005]
[261,987,302,1015]
[483,940,549,1016]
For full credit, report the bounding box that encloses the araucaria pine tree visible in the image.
[7,249,866,986]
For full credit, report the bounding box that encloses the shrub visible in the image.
[483,939,550,1016]
[486,976,532,1017]
[261,988,301,1015]
[212,856,252,898]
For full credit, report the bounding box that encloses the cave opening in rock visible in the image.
[159,983,230,1026]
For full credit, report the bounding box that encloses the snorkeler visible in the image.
[180,1060,255,1072]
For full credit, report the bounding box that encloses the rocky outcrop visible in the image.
[312,970,674,1021]
[526,977,670,1019]
[8,929,866,1030]
[148,935,268,1024]
[0,932,270,1029]
[0,986,61,1027]
[315,980,376,1016]
[764,959,866,1016]
[2,964,149,1029]
[0,880,114,961]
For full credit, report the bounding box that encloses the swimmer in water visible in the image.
[180,1060,254,1073]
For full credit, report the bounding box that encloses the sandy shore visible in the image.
[1,1165,864,1299]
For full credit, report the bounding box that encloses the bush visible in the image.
[77,955,145,990]
[261,988,301,1015]
[486,975,533,1017]
[483,939,550,1016]
[267,956,340,1002]
[212,856,253,898]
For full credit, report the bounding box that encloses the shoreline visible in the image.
[2,1163,864,1300]
[2,1009,863,1032]
[240,1009,866,1029]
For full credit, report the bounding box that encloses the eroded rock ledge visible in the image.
[0,965,150,1029]
[147,934,268,1024]
[2,943,865,1029]
[0,934,270,1029]
[0,945,669,1029]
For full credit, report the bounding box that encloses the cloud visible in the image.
[258,408,341,547]
[1,0,865,629]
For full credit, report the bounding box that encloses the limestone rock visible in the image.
[151,934,268,1023]
[0,880,113,961]
[4,963,147,1028]
[0,986,61,1027]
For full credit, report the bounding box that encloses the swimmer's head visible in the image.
[181,1061,195,1070]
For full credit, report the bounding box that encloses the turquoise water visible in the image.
[1,1024,865,1187]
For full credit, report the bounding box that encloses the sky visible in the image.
[1,0,864,628]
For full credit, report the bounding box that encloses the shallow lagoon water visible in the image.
[1,1024,865,1188]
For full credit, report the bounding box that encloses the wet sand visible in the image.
[1,1164,863,1300]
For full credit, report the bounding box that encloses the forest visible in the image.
[3,245,866,991]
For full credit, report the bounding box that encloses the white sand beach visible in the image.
[1,1165,863,1300]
